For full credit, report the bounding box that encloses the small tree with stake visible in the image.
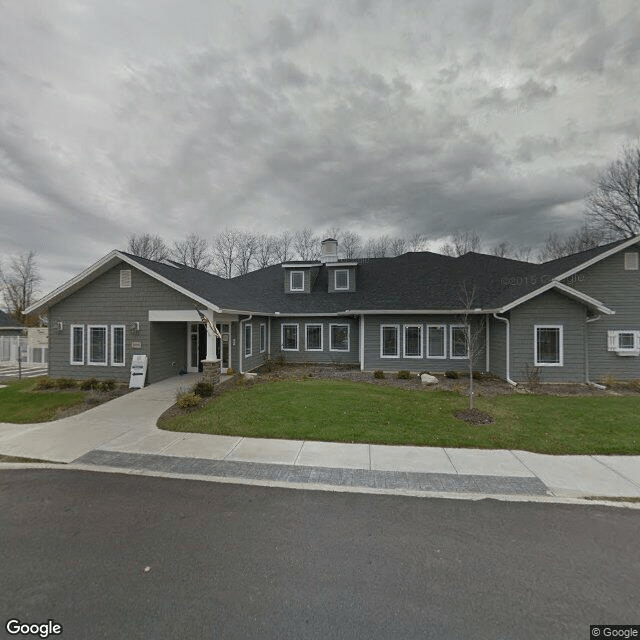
[457,283,486,411]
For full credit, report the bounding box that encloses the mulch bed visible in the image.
[453,408,495,425]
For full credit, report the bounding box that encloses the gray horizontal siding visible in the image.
[509,291,586,383]
[568,251,640,381]
[48,262,199,383]
[237,316,270,372]
[269,317,360,364]
[362,315,487,373]
[488,315,507,380]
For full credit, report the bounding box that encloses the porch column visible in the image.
[201,309,221,385]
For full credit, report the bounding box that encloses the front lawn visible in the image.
[0,378,85,423]
[158,378,640,454]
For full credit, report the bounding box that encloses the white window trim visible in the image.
[305,323,323,351]
[334,269,349,291]
[70,324,85,365]
[290,271,304,292]
[329,323,350,352]
[403,324,423,358]
[624,252,639,271]
[426,324,447,359]
[87,325,108,366]
[449,324,469,360]
[380,324,400,358]
[281,323,299,351]
[534,325,564,367]
[110,325,126,367]
[244,324,252,358]
[259,323,267,353]
[607,330,640,356]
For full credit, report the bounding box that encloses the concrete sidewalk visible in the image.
[1,374,640,500]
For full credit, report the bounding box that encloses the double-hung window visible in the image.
[426,325,446,359]
[281,324,299,350]
[88,325,108,366]
[403,325,422,358]
[70,325,85,365]
[330,324,349,351]
[607,330,640,355]
[260,323,267,353]
[534,325,563,366]
[305,324,323,351]
[450,325,469,359]
[244,324,252,357]
[334,269,349,290]
[111,326,125,366]
[381,325,399,358]
[290,271,304,291]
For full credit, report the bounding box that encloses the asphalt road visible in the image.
[1,470,639,640]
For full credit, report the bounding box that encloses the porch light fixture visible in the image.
[56,321,64,331]
[131,321,140,332]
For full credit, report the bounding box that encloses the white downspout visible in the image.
[359,314,365,371]
[485,314,490,372]
[585,315,605,389]
[239,315,253,374]
[268,316,272,357]
[493,313,517,386]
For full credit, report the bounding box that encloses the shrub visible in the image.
[472,371,484,381]
[80,377,100,391]
[397,370,412,380]
[628,379,640,393]
[373,370,385,379]
[85,392,103,406]
[192,380,214,397]
[177,392,201,409]
[225,367,236,376]
[445,370,459,379]
[35,377,56,390]
[55,377,77,389]
[98,379,116,392]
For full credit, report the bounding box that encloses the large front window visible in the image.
[70,325,85,365]
[381,325,399,358]
[305,324,322,351]
[111,326,125,366]
[450,325,469,359]
[403,325,422,358]
[88,325,107,366]
[535,326,563,366]
[426,325,446,358]
[330,324,349,351]
[282,324,299,350]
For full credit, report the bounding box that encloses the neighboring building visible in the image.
[25,236,640,385]
[0,310,23,336]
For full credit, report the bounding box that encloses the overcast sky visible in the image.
[1,0,639,296]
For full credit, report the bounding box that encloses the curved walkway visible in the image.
[1,374,640,499]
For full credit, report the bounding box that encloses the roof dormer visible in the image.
[282,262,322,293]
[327,262,358,292]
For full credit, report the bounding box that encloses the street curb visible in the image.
[2,463,640,509]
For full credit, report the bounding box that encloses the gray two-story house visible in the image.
[26,236,640,385]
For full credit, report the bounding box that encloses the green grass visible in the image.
[158,378,640,455]
[0,378,85,423]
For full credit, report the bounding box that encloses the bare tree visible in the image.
[389,237,407,257]
[1,250,41,323]
[457,283,485,411]
[440,230,482,257]
[255,234,277,269]
[586,141,640,239]
[339,231,362,259]
[490,241,533,262]
[407,233,428,252]
[235,231,258,275]
[293,227,320,261]
[537,225,602,262]
[364,235,391,258]
[127,233,170,261]
[273,231,294,263]
[212,228,240,278]
[171,233,213,271]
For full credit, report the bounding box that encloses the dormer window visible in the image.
[290,271,304,291]
[334,269,349,290]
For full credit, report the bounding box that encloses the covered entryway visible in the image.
[187,323,207,373]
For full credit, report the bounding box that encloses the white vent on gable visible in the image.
[624,252,638,271]
[120,269,132,288]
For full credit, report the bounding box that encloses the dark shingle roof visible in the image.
[124,238,637,314]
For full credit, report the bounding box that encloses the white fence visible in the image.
[0,336,48,365]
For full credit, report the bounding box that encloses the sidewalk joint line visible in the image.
[293,441,304,466]
[443,448,458,474]
[591,455,640,490]
[223,437,244,459]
